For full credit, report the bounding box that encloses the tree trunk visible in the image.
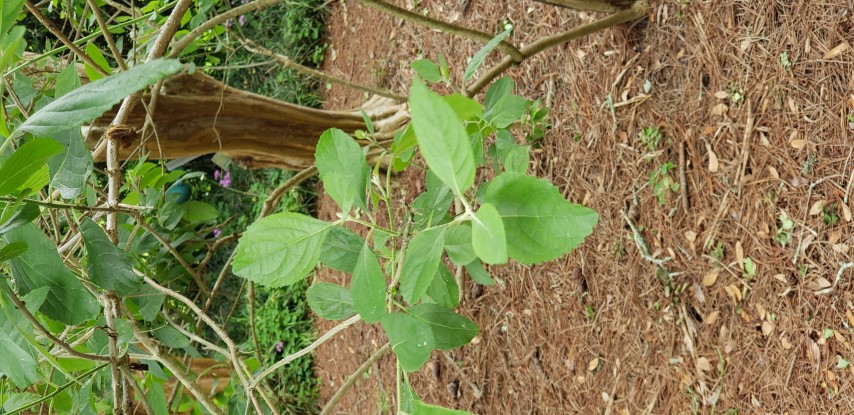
[89,72,407,169]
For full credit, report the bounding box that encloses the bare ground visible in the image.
[312,0,854,413]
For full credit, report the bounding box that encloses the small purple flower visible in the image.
[214,169,221,180]
[219,170,232,188]
[238,15,246,26]
[275,341,284,353]
[213,229,222,238]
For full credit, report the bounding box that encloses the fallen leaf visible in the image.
[685,231,697,242]
[842,204,852,222]
[696,357,712,374]
[762,321,774,336]
[740,37,753,52]
[807,338,821,369]
[706,311,720,326]
[756,304,767,320]
[773,273,788,284]
[725,284,742,303]
[823,43,850,60]
[736,242,744,270]
[705,143,719,172]
[790,139,807,149]
[714,91,729,99]
[848,309,854,328]
[703,270,720,287]
[815,277,832,290]
[711,103,728,116]
[588,357,600,372]
[809,200,825,216]
[781,336,792,350]
[768,166,780,179]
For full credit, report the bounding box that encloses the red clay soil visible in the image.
[312,0,854,413]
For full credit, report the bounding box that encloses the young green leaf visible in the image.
[319,226,364,273]
[79,218,143,296]
[315,128,370,213]
[0,330,38,388]
[0,241,27,261]
[381,312,435,372]
[471,203,507,264]
[503,145,530,174]
[232,212,332,287]
[3,224,100,324]
[464,259,494,286]
[411,171,453,230]
[307,282,356,320]
[0,138,63,196]
[484,173,598,264]
[54,63,81,97]
[154,326,190,349]
[409,79,475,196]
[413,401,475,415]
[443,223,476,266]
[484,94,529,129]
[14,59,184,138]
[47,128,93,199]
[425,265,459,309]
[0,0,24,41]
[409,303,479,350]
[484,76,514,111]
[181,201,219,224]
[411,59,441,83]
[83,43,112,81]
[443,94,483,121]
[0,203,39,235]
[464,28,512,82]
[400,227,446,305]
[350,242,387,323]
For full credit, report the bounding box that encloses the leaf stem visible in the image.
[5,362,110,414]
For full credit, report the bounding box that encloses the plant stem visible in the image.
[5,363,110,414]
[533,0,628,12]
[357,0,524,63]
[466,0,648,96]
[242,40,406,101]
[319,343,391,415]
[250,315,361,388]
[86,0,127,71]
[23,1,109,77]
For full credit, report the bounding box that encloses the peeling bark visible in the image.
[89,72,407,169]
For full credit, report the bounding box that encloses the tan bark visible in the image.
[88,71,406,170]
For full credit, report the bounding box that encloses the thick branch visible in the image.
[533,0,633,13]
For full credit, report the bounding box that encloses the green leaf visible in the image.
[0,203,39,234]
[444,94,483,121]
[15,59,184,138]
[47,128,94,199]
[307,282,356,320]
[79,218,142,296]
[463,28,512,82]
[484,94,529,128]
[181,201,219,224]
[503,145,530,174]
[0,0,24,40]
[126,284,164,322]
[4,224,100,324]
[413,401,475,415]
[409,79,475,196]
[154,325,190,348]
[443,223,475,266]
[0,138,64,196]
[484,77,514,111]
[471,202,507,264]
[0,329,38,387]
[233,212,331,287]
[146,380,168,415]
[381,312,434,372]
[350,242,386,323]
[484,173,598,264]
[319,226,363,274]
[411,171,453,230]
[410,303,479,350]
[411,59,441,83]
[83,43,112,81]
[0,241,27,261]
[2,392,39,413]
[0,26,25,73]
[425,265,459,309]
[400,227,445,305]
[54,63,81,97]
[315,128,370,213]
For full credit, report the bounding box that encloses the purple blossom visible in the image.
[214,169,221,180]
[275,341,284,353]
[213,229,222,238]
[238,15,246,26]
[219,170,232,188]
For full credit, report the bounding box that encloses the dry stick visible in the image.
[248,282,264,365]
[101,293,125,414]
[735,99,753,197]
[319,343,391,415]
[86,0,127,71]
[122,305,225,415]
[533,0,627,13]
[356,0,524,63]
[138,221,212,295]
[242,41,406,101]
[466,0,649,96]
[250,315,362,389]
[167,0,285,58]
[0,282,110,362]
[23,1,109,77]
[0,196,147,215]
[678,138,689,215]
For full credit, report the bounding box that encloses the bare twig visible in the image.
[24,1,109,77]
[138,221,211,295]
[320,343,391,415]
[86,0,127,71]
[620,209,671,265]
[0,196,149,215]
